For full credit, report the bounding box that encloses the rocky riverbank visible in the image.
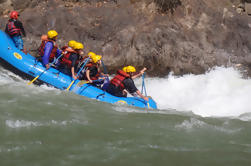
[1,0,251,77]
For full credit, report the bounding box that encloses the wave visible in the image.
[140,67,251,117]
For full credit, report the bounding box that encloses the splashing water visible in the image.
[140,67,251,117]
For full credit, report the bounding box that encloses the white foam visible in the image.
[0,67,60,95]
[6,120,41,128]
[5,119,87,128]
[139,67,251,117]
[175,118,207,130]
[0,146,27,153]
[0,68,24,85]
[175,118,242,133]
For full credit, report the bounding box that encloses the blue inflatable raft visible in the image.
[0,30,157,109]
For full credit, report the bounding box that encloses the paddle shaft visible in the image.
[101,60,108,74]
[66,57,90,91]
[28,54,63,85]
[141,73,147,96]
[27,69,48,85]
[141,73,150,108]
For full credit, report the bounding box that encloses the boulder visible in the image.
[1,0,251,76]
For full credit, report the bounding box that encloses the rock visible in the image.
[1,0,251,76]
[236,7,244,14]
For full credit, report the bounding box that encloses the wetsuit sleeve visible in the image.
[123,78,138,94]
[42,42,53,66]
[55,48,62,58]
[15,20,26,37]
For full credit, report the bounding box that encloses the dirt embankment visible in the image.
[1,0,251,77]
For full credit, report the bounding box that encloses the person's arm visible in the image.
[71,67,78,80]
[136,90,148,101]
[124,78,148,101]
[132,67,147,79]
[85,70,93,83]
[42,42,53,69]
[70,53,78,80]
[99,72,109,78]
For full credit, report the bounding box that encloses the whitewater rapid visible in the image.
[139,67,251,117]
[1,66,251,118]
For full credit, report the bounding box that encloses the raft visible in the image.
[0,30,157,109]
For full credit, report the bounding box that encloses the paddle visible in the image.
[101,60,108,74]
[141,73,147,96]
[77,79,105,87]
[28,54,63,85]
[141,73,150,108]
[100,59,110,90]
[66,57,90,91]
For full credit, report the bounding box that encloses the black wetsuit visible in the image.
[59,53,79,76]
[106,77,138,97]
[88,65,99,79]
[79,64,99,81]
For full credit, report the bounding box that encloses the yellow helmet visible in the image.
[122,66,127,73]
[91,55,102,63]
[47,30,58,39]
[123,66,136,73]
[88,52,96,57]
[74,42,84,50]
[68,40,76,48]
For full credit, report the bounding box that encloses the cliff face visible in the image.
[1,0,251,76]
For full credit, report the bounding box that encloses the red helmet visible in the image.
[10,11,19,19]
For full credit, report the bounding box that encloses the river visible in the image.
[0,66,251,166]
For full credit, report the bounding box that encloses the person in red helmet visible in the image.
[5,11,26,52]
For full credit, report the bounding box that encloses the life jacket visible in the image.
[79,55,89,64]
[38,35,58,61]
[7,20,21,36]
[84,63,100,80]
[60,47,78,68]
[110,70,130,90]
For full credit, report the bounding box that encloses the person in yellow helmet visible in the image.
[88,52,96,57]
[61,40,77,60]
[106,66,148,101]
[77,51,96,67]
[68,40,77,48]
[80,54,108,86]
[59,42,84,80]
[38,30,62,69]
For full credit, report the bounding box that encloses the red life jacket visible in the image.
[79,55,89,64]
[61,46,68,52]
[38,39,58,61]
[60,47,78,68]
[110,70,130,90]
[85,63,100,80]
[7,20,21,36]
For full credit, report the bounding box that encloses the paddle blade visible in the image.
[27,75,39,85]
[76,80,89,87]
